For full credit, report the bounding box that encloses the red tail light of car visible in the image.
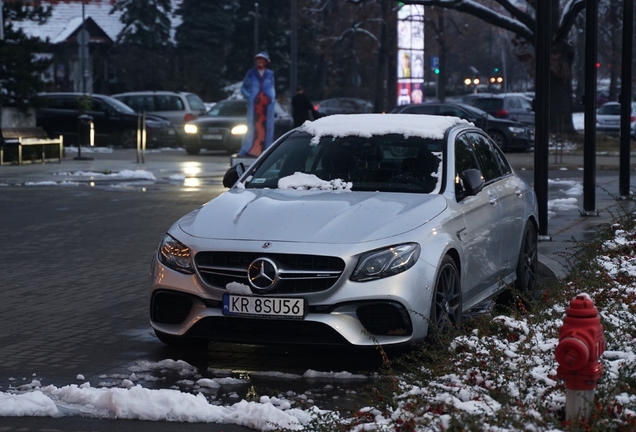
[494,109,509,118]
[184,113,198,123]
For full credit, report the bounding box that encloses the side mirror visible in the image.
[461,168,485,196]
[222,162,246,188]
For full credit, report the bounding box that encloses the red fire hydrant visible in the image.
[555,293,605,420]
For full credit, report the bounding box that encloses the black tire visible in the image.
[515,222,538,294]
[185,147,201,155]
[489,131,507,151]
[119,128,137,148]
[429,255,462,335]
[154,329,208,348]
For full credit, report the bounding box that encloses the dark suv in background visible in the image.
[390,102,534,152]
[36,93,177,148]
[464,93,535,126]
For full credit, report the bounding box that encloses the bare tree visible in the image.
[402,0,587,133]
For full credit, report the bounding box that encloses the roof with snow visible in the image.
[12,0,182,44]
[299,113,469,142]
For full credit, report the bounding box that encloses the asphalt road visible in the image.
[0,161,386,431]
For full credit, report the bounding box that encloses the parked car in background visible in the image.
[150,113,538,348]
[596,101,636,138]
[314,98,373,116]
[36,92,177,148]
[390,102,534,152]
[111,91,207,145]
[464,93,535,126]
[182,99,293,155]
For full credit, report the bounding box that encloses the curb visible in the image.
[537,254,568,280]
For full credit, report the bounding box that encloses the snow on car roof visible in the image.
[299,113,468,143]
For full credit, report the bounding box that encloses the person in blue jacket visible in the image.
[239,51,276,156]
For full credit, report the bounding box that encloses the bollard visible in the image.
[555,293,605,421]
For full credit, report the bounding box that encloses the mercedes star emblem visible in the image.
[247,257,279,291]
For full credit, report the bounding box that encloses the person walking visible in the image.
[291,85,320,127]
[239,51,276,157]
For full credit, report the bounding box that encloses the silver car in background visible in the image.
[150,114,538,348]
[596,101,636,138]
[112,91,207,144]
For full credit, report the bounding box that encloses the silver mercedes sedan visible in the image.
[150,114,538,348]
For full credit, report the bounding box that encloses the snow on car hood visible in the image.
[178,189,447,244]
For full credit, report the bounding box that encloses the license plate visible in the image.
[222,294,305,319]
[202,134,223,140]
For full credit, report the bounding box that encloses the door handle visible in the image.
[489,195,498,205]
[515,188,523,197]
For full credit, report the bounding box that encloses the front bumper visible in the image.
[150,253,435,347]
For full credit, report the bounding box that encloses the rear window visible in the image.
[186,94,205,111]
[598,104,621,115]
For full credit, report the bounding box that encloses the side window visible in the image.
[438,106,467,119]
[454,134,481,200]
[186,94,205,111]
[87,99,107,113]
[519,97,532,110]
[156,95,184,111]
[407,105,437,114]
[508,98,521,109]
[49,97,74,110]
[469,132,504,182]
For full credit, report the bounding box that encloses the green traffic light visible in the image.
[493,67,499,73]
[434,68,440,75]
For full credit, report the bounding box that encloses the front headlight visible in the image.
[508,126,525,134]
[158,234,194,274]
[231,124,248,135]
[184,124,198,134]
[351,243,421,281]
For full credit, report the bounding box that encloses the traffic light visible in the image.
[493,67,499,73]
[434,68,440,75]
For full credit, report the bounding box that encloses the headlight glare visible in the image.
[231,124,248,135]
[351,243,420,281]
[158,234,194,274]
[184,124,198,134]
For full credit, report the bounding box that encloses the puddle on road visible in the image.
[91,337,395,412]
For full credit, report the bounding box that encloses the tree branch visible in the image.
[555,0,585,43]
[491,0,535,30]
[400,0,534,43]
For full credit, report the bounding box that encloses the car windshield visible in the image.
[103,97,137,114]
[598,104,621,115]
[244,132,445,194]
[205,101,247,117]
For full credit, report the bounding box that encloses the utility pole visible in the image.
[582,0,599,214]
